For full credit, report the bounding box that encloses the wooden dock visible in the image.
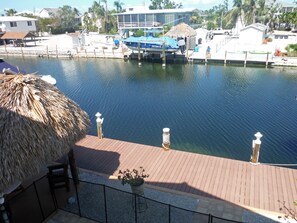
[75,135,297,214]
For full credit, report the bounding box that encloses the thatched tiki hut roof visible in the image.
[0,74,90,194]
[164,22,197,38]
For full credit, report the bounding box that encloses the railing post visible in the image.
[33,181,45,220]
[0,203,9,223]
[74,182,82,217]
[168,204,171,223]
[103,185,108,223]
[208,213,213,223]
[134,193,138,223]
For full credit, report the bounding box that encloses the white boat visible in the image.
[41,75,57,85]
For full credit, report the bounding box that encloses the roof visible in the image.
[1,32,36,39]
[241,23,268,32]
[114,8,195,15]
[165,22,196,37]
[0,16,37,22]
[0,74,90,194]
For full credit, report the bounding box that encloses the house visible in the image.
[38,8,59,18]
[114,8,196,37]
[239,23,268,44]
[0,16,37,33]
[195,28,209,45]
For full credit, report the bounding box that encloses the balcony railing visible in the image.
[118,21,162,29]
[1,175,245,223]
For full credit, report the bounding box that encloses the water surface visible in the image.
[6,57,297,164]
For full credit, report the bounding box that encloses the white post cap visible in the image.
[95,112,103,124]
[163,128,170,133]
[254,132,263,144]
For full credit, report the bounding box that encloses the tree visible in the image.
[52,5,80,34]
[190,11,203,25]
[114,1,124,13]
[5,9,17,16]
[149,0,182,10]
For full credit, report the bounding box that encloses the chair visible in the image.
[47,163,70,192]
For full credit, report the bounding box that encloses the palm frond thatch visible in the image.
[164,22,197,37]
[0,74,90,194]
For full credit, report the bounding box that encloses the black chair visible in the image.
[47,163,70,192]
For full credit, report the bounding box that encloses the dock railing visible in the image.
[2,175,245,223]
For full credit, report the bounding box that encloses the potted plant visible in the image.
[118,167,149,195]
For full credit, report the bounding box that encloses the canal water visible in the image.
[6,57,297,164]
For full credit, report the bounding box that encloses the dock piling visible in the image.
[162,42,166,67]
[95,112,104,139]
[250,132,263,165]
[162,128,170,151]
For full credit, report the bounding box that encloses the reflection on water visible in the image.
[6,57,297,164]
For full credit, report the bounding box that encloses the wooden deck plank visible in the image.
[210,157,224,197]
[218,158,232,200]
[74,135,297,214]
[184,154,201,194]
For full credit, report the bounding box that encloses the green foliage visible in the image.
[118,167,149,186]
[134,29,144,37]
[149,0,182,9]
[285,44,297,57]
[207,21,216,30]
[4,9,17,16]
[53,5,80,33]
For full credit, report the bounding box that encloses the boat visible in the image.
[0,59,56,85]
[123,36,179,53]
[41,75,57,85]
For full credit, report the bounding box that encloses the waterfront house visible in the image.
[0,16,37,33]
[239,23,268,45]
[114,7,196,37]
[38,8,59,18]
[57,33,81,49]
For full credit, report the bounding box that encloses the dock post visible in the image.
[224,51,227,65]
[4,42,7,57]
[244,51,247,66]
[46,45,49,58]
[94,49,96,57]
[138,41,141,66]
[162,128,170,151]
[21,45,24,58]
[162,42,166,67]
[95,112,104,139]
[56,45,58,58]
[250,132,263,165]
[266,52,269,67]
[85,49,87,58]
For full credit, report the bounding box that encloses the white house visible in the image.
[0,16,37,33]
[195,28,209,45]
[239,23,268,44]
[38,8,59,18]
[55,33,81,49]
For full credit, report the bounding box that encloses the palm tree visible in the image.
[224,0,244,28]
[244,0,257,25]
[5,8,17,16]
[114,0,124,12]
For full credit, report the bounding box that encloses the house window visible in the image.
[10,22,17,27]
[27,21,32,26]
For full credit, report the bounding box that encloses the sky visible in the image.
[1,0,295,15]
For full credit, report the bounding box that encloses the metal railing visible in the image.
[1,175,245,223]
